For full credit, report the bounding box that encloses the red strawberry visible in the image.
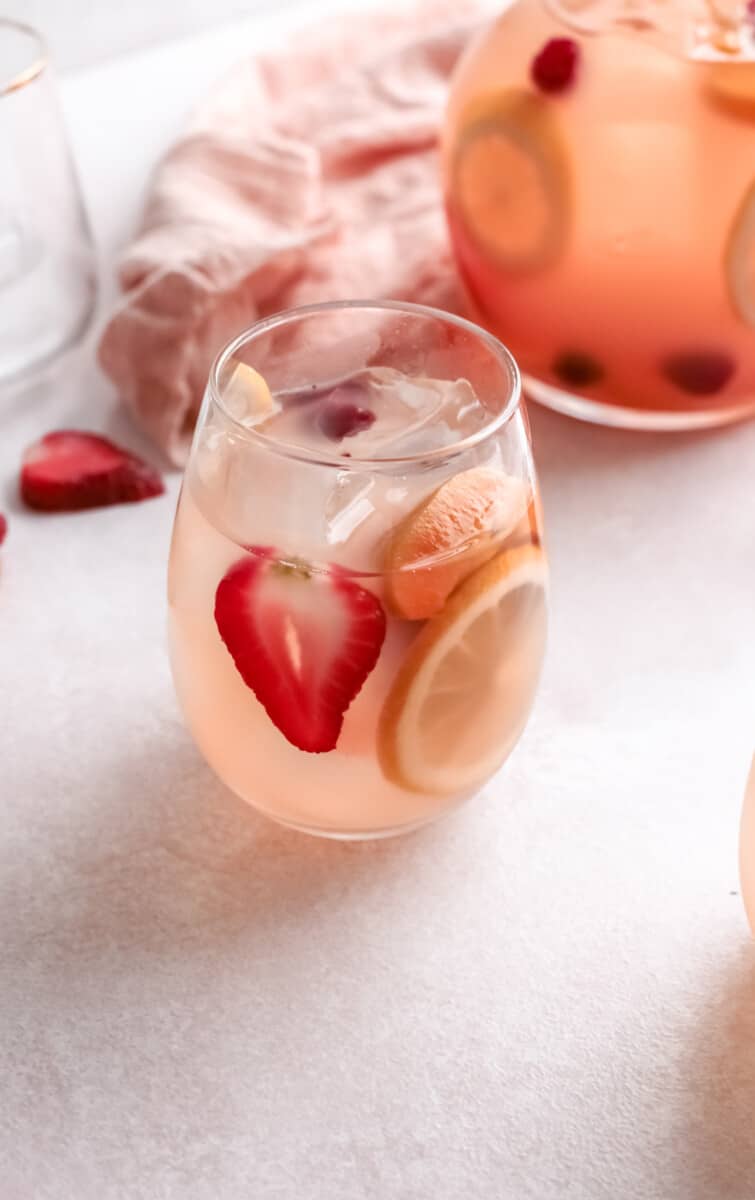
[215,549,386,753]
[20,431,164,512]
[319,400,376,441]
[317,383,376,441]
[0,514,6,546]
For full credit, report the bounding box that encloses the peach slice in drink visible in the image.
[383,466,529,620]
[450,88,572,272]
[378,544,547,795]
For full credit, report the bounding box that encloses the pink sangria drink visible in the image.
[444,0,755,429]
[168,302,547,838]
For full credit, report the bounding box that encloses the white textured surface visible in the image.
[2,10,755,1200]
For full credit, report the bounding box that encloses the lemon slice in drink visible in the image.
[223,363,277,424]
[725,179,755,327]
[378,544,547,796]
[451,88,571,272]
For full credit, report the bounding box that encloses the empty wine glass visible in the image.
[0,19,97,382]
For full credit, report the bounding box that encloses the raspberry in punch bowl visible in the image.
[167,302,548,839]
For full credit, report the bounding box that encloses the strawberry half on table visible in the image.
[214,550,386,753]
[20,431,164,512]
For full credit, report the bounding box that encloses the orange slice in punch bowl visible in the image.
[450,88,572,272]
[384,467,530,621]
[725,179,755,328]
[704,61,755,115]
[378,544,548,797]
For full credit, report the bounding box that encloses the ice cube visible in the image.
[325,471,376,545]
[326,367,487,457]
[322,468,414,570]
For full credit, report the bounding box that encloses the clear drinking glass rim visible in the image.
[208,299,522,472]
[0,19,47,97]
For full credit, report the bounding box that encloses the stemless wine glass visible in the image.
[168,300,548,839]
[0,19,97,381]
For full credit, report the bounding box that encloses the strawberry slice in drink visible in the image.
[214,549,386,753]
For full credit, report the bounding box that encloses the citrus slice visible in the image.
[378,544,547,796]
[450,88,571,272]
[704,62,755,114]
[384,467,529,620]
[725,179,755,327]
[223,363,277,425]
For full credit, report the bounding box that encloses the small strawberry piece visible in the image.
[318,384,376,441]
[215,549,386,753]
[320,403,376,440]
[661,351,736,395]
[20,431,164,512]
[0,514,6,546]
[531,38,580,94]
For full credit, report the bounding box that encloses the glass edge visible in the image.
[0,19,48,98]
[206,299,523,472]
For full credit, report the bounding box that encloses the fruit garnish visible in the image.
[0,514,6,546]
[384,467,529,621]
[552,350,604,387]
[20,431,164,512]
[223,363,277,425]
[214,549,386,753]
[510,496,542,549]
[704,62,755,114]
[451,89,571,272]
[661,350,736,395]
[318,384,376,441]
[378,544,547,796]
[531,37,580,93]
[725,179,755,327]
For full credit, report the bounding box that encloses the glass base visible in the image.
[524,374,755,432]
[240,790,475,842]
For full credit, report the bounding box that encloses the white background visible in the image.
[1,4,754,1198]
[3,0,377,70]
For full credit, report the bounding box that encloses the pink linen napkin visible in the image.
[97,0,492,465]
